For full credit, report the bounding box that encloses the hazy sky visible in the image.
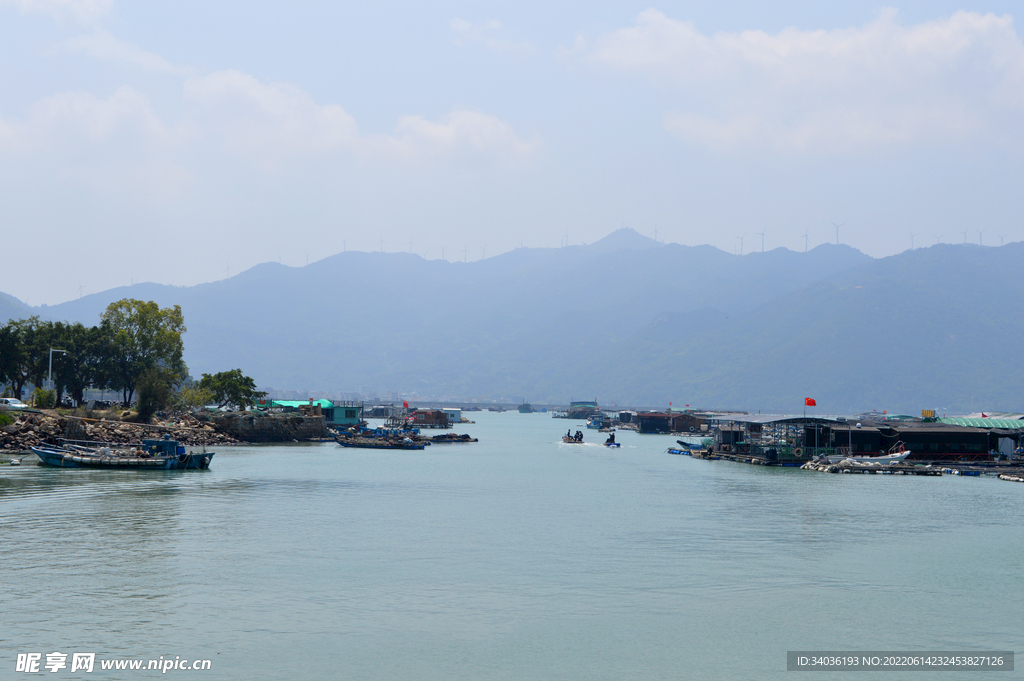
[2,1,1022,305]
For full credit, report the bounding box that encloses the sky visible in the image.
[1,0,1022,305]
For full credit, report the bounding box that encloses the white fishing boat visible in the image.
[826,442,910,465]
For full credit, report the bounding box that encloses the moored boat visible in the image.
[826,441,911,465]
[31,437,213,469]
[338,439,426,450]
[518,401,534,413]
[825,451,910,465]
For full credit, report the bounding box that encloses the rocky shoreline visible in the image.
[1,410,239,455]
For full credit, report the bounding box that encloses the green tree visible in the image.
[198,369,266,410]
[32,388,56,409]
[0,323,17,396]
[99,299,187,404]
[0,317,45,399]
[172,382,214,412]
[51,323,106,406]
[136,367,175,421]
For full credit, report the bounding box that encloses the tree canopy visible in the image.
[1,300,267,415]
[100,299,187,404]
[198,369,267,410]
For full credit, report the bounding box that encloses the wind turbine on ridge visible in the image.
[757,230,765,253]
[831,222,844,246]
[735,233,746,255]
[802,230,809,252]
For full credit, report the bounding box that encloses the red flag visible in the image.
[981,412,987,418]
[804,398,816,406]
[403,400,409,409]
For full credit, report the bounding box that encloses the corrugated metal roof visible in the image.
[715,414,842,425]
[272,399,335,408]
[937,417,1024,430]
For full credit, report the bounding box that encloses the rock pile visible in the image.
[1,411,238,453]
[212,411,330,442]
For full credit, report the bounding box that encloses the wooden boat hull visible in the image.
[338,441,426,450]
[31,446,213,469]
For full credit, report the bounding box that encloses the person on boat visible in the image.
[575,430,583,442]
[567,429,572,439]
[606,432,615,444]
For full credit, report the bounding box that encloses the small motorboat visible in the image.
[9,458,20,465]
[561,436,584,444]
[604,442,621,448]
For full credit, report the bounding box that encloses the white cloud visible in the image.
[585,9,1024,152]
[451,18,535,54]
[1,0,111,23]
[385,110,538,164]
[0,65,536,179]
[65,31,181,74]
[184,70,537,167]
[4,86,171,153]
[183,70,360,157]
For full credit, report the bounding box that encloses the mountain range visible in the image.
[5,228,1022,414]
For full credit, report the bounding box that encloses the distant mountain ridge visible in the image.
[5,230,1020,414]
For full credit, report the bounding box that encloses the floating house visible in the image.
[712,414,1024,464]
[271,399,362,427]
[566,401,600,419]
[636,411,707,434]
[408,409,450,429]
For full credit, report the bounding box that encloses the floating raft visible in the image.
[942,468,982,476]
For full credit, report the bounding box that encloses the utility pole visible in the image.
[48,348,67,392]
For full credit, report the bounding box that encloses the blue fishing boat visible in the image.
[31,436,213,469]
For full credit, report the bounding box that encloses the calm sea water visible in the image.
[2,412,1021,680]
